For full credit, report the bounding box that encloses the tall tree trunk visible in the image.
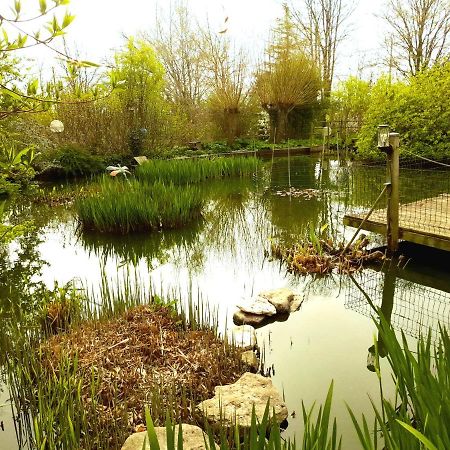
[276,107,289,143]
[224,108,239,146]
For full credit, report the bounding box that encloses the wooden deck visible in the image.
[344,194,450,252]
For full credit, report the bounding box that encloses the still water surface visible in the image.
[1,156,449,449]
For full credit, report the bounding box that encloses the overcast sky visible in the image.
[10,0,389,83]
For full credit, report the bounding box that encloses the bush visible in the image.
[56,145,104,177]
[357,62,450,162]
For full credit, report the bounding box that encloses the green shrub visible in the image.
[77,177,203,233]
[136,157,259,185]
[56,145,104,176]
[357,62,450,162]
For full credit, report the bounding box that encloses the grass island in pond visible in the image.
[77,157,259,234]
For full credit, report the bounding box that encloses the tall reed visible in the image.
[348,316,450,450]
[135,157,259,185]
[76,178,203,233]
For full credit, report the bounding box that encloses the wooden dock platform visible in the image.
[344,194,450,252]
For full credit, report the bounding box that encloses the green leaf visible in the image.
[62,12,75,28]
[144,407,160,450]
[39,0,47,14]
[396,421,438,450]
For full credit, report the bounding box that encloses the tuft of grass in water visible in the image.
[76,177,203,233]
[135,157,259,185]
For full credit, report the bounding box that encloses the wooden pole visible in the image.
[386,133,400,253]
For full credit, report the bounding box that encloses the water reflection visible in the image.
[1,157,449,449]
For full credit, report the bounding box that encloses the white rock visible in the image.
[236,296,277,316]
[196,373,288,429]
[259,288,303,314]
[229,325,257,350]
[121,424,215,450]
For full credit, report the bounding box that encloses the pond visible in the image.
[1,156,450,449]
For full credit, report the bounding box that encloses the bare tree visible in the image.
[383,0,450,76]
[151,3,207,117]
[292,0,352,98]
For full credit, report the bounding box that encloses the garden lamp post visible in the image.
[378,125,400,253]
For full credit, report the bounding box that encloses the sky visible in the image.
[8,0,389,83]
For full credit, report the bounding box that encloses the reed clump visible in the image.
[77,178,203,233]
[135,157,259,185]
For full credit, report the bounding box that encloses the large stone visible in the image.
[121,424,215,450]
[236,296,277,316]
[233,309,267,327]
[229,325,257,350]
[259,288,304,314]
[196,373,288,429]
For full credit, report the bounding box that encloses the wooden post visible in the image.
[386,132,400,252]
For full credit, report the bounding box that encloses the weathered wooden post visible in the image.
[378,125,400,253]
[387,132,400,252]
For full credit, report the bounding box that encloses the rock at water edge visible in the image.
[233,310,267,327]
[121,424,216,450]
[236,296,277,316]
[260,288,302,314]
[196,372,288,429]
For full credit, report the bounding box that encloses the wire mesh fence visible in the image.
[345,269,450,343]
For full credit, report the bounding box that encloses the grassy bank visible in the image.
[135,157,259,185]
[77,178,203,233]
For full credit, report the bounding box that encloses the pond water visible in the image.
[1,156,450,449]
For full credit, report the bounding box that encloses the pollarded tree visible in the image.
[383,0,450,76]
[256,4,321,143]
[255,53,320,143]
[202,29,250,146]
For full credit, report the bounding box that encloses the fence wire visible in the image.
[345,269,450,343]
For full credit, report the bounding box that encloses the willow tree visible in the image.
[202,30,249,145]
[256,53,320,143]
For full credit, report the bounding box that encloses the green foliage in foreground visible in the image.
[77,178,203,233]
[144,383,340,450]
[135,157,259,185]
[357,62,450,162]
[349,318,450,450]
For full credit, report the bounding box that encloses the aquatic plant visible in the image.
[135,157,259,185]
[348,318,450,450]
[76,177,203,233]
[270,233,385,275]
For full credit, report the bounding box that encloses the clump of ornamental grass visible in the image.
[76,177,203,233]
[135,157,259,185]
[270,232,385,275]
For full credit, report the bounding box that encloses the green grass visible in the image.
[135,157,259,185]
[76,177,203,233]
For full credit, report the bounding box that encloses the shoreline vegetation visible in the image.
[3,274,449,449]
